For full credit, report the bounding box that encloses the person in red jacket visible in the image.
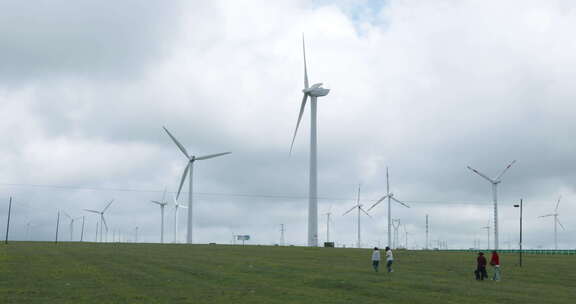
[490,251,501,281]
[475,252,488,280]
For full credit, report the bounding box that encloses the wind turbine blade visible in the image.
[289,94,309,154]
[391,196,410,208]
[196,152,232,160]
[101,215,109,231]
[176,163,191,200]
[103,199,114,213]
[538,214,554,218]
[555,196,562,212]
[556,217,566,230]
[62,211,72,220]
[359,207,372,218]
[367,195,388,211]
[302,34,309,89]
[163,126,191,159]
[342,205,357,216]
[151,200,163,206]
[467,166,494,183]
[84,209,100,214]
[495,160,516,181]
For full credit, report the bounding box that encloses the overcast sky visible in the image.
[0,0,574,249]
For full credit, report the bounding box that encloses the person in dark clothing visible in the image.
[475,252,488,280]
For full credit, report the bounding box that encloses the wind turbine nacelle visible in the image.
[303,83,330,97]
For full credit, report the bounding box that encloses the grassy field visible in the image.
[1,242,574,303]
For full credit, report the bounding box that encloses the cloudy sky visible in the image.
[1,0,574,249]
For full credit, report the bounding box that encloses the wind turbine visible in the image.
[538,196,565,250]
[324,205,334,243]
[172,194,187,243]
[163,126,231,244]
[25,221,35,241]
[367,167,410,248]
[62,212,82,241]
[289,35,330,247]
[342,185,371,248]
[151,189,168,244]
[467,160,515,250]
[84,200,114,243]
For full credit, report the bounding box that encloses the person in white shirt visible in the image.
[371,247,381,272]
[385,246,394,273]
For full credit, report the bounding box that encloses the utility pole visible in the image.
[80,216,85,242]
[425,214,429,250]
[55,210,60,244]
[280,224,285,246]
[5,197,12,244]
[514,199,523,267]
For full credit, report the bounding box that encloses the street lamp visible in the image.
[513,199,523,267]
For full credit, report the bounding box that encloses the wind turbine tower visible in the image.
[467,160,515,250]
[163,126,231,244]
[289,35,330,247]
[172,194,187,243]
[392,219,401,249]
[367,168,410,248]
[539,196,566,250]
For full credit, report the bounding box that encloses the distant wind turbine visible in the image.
[62,211,82,241]
[538,196,565,250]
[324,205,334,243]
[467,160,515,250]
[84,200,114,243]
[289,34,330,247]
[342,185,371,248]
[151,189,168,244]
[367,167,410,248]
[163,126,231,244]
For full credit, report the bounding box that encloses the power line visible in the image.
[0,182,491,205]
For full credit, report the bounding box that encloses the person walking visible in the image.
[490,251,501,281]
[371,247,381,272]
[475,252,488,280]
[385,246,394,273]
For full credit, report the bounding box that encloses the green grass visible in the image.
[1,242,574,303]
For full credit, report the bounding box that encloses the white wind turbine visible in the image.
[539,196,566,250]
[342,185,371,248]
[151,189,168,244]
[62,212,82,241]
[467,160,515,250]
[324,205,334,243]
[290,35,330,247]
[367,167,410,248]
[84,200,114,243]
[163,126,231,244]
[172,194,187,243]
